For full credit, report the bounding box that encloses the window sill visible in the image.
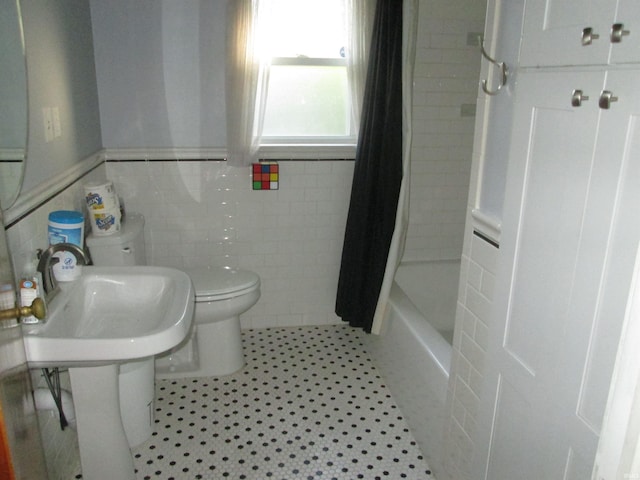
[258,144,356,160]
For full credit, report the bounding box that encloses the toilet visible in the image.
[154,266,260,378]
[86,212,261,445]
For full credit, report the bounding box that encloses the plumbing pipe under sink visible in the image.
[33,387,76,429]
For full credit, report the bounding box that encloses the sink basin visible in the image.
[22,266,195,367]
[21,265,195,480]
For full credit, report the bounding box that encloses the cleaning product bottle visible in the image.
[20,257,43,324]
[47,210,84,282]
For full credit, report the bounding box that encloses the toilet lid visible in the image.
[184,266,260,301]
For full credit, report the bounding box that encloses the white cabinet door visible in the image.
[520,0,640,67]
[473,69,640,479]
[520,0,613,66]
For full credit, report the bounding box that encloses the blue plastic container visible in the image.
[47,210,84,247]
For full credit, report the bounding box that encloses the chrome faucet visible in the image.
[37,243,92,297]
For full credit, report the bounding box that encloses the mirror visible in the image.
[0,0,28,210]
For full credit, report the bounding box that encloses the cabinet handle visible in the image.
[571,90,589,107]
[611,23,630,43]
[582,27,600,46]
[599,90,618,109]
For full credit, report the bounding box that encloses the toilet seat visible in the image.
[184,266,260,302]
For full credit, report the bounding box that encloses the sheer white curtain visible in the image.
[225,0,270,167]
[346,0,375,136]
[226,0,373,166]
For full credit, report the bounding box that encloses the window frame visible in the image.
[256,3,358,156]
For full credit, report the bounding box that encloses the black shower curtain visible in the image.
[335,0,403,332]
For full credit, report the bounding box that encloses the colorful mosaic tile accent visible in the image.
[252,162,279,190]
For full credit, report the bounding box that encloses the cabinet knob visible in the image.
[571,90,589,107]
[599,90,618,109]
[582,27,600,46]
[611,23,630,43]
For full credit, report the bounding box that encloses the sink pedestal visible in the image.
[69,364,135,480]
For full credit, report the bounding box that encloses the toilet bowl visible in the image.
[155,266,260,378]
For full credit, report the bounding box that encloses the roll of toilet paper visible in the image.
[84,181,120,212]
[84,181,122,236]
[88,208,121,236]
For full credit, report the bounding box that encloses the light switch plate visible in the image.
[52,107,61,138]
[42,107,53,142]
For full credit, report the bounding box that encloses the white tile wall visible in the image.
[404,0,485,262]
[442,232,498,480]
[106,160,354,329]
[33,374,80,480]
[5,164,108,480]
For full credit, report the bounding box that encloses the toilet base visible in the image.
[155,315,244,378]
[155,328,199,374]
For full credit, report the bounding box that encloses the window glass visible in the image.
[263,66,349,137]
[259,0,353,143]
[261,0,346,59]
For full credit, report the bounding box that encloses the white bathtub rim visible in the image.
[387,282,451,377]
[394,259,459,337]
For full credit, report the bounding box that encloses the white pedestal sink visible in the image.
[22,266,195,480]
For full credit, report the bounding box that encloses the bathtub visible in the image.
[366,259,460,478]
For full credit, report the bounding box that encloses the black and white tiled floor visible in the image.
[94,325,433,479]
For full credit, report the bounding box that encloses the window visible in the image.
[225,0,371,165]
[258,0,353,144]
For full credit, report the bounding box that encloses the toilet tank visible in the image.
[86,213,146,266]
